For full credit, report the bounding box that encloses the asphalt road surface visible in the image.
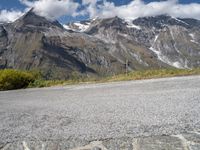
[0,76,200,150]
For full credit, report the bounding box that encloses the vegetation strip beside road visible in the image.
[1,68,200,91]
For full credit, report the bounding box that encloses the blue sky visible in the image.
[0,0,200,23]
[0,0,199,10]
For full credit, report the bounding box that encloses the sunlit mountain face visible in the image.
[0,8,200,79]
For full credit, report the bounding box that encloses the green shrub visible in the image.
[0,69,36,90]
[28,79,65,88]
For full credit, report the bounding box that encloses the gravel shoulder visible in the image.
[0,76,200,149]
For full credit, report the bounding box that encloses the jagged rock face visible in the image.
[0,10,126,79]
[1,11,200,79]
[131,16,200,68]
[132,15,191,29]
[76,17,168,69]
[79,15,200,69]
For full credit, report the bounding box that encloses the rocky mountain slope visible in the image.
[0,10,124,79]
[0,9,200,79]
[66,15,200,69]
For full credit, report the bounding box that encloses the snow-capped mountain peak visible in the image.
[63,20,91,32]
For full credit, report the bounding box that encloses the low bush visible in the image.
[0,69,37,90]
[28,79,65,88]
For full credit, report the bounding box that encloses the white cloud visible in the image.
[1,0,200,23]
[82,0,200,20]
[20,0,80,20]
[81,0,101,18]
[82,0,98,5]
[0,10,24,23]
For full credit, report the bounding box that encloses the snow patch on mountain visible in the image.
[149,35,185,69]
[171,16,189,26]
[126,20,141,30]
[74,22,91,32]
[150,47,183,68]
[63,21,91,32]
[63,24,72,30]
[169,28,184,56]
[189,33,199,44]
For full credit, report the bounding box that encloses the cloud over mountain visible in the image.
[20,0,79,20]
[0,10,24,23]
[0,0,200,23]
[83,0,200,20]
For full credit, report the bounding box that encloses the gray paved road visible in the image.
[0,76,200,149]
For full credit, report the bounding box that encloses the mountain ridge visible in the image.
[0,11,200,79]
